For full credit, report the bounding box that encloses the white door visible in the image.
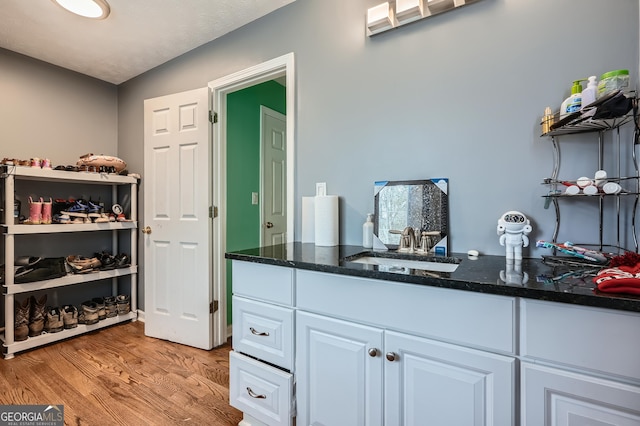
[296,311,384,426]
[143,87,214,350]
[385,330,515,426]
[260,106,287,246]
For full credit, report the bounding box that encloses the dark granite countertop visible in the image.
[225,243,640,313]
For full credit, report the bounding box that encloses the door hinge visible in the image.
[209,110,218,124]
[209,206,218,218]
[210,300,219,313]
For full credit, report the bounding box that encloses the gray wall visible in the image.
[1,49,118,163]
[118,0,639,262]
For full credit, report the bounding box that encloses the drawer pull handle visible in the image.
[246,387,266,399]
[250,327,270,336]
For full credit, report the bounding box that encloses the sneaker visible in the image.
[94,213,110,223]
[87,200,103,218]
[62,200,89,218]
[116,295,130,315]
[52,213,71,224]
[92,297,106,320]
[62,305,78,329]
[28,294,47,337]
[114,253,131,269]
[14,298,30,341]
[44,307,64,333]
[104,296,117,318]
[80,301,99,325]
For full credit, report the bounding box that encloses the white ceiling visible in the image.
[0,0,295,85]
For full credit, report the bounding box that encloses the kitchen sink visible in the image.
[344,252,460,273]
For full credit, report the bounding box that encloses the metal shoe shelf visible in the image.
[0,166,139,359]
[541,108,640,254]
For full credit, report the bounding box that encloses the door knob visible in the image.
[141,226,152,234]
[386,352,398,362]
[265,222,274,228]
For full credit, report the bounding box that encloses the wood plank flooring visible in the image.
[0,321,243,426]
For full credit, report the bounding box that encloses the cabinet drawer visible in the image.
[232,260,294,306]
[232,296,294,370]
[296,269,516,354]
[229,351,294,426]
[520,299,640,381]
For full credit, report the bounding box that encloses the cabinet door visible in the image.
[385,330,515,426]
[522,362,640,426]
[296,311,384,426]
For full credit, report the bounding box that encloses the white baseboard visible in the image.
[136,309,145,322]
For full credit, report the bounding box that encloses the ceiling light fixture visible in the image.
[52,0,110,19]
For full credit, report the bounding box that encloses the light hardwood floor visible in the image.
[0,321,243,425]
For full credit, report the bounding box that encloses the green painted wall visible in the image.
[226,80,286,324]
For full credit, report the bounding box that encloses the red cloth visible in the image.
[593,264,640,295]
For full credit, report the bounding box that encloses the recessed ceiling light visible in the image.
[52,0,110,19]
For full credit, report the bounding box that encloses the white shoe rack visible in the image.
[1,166,139,359]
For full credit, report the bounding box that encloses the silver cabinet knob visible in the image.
[386,352,398,362]
[368,348,379,357]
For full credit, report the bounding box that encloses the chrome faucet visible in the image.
[391,227,441,253]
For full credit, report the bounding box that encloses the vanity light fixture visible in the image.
[367,0,482,36]
[396,0,424,25]
[367,2,395,35]
[52,0,111,19]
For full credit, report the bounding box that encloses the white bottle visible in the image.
[560,80,583,119]
[362,213,374,248]
[581,76,597,117]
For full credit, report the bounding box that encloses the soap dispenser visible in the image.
[363,213,374,248]
[560,80,583,119]
[581,76,598,117]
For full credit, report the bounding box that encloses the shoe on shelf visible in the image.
[116,295,130,315]
[24,196,42,225]
[52,213,71,224]
[104,296,117,318]
[79,301,99,325]
[62,200,89,218]
[93,213,110,223]
[28,294,47,337]
[66,255,101,273]
[96,252,116,270]
[44,307,64,333]
[62,305,78,329]
[87,200,103,218]
[114,253,130,269]
[41,197,52,224]
[14,298,30,341]
[92,297,106,320]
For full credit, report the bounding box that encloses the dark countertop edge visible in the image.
[226,252,640,314]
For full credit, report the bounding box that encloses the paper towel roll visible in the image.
[301,196,315,243]
[314,195,339,246]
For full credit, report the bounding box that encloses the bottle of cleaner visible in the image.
[362,213,374,248]
[560,80,583,119]
[581,76,597,117]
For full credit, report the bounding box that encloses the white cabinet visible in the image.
[296,311,384,426]
[295,269,516,426]
[1,166,138,359]
[230,260,294,426]
[522,362,640,425]
[520,299,640,425]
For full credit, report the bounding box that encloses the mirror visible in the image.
[374,179,449,255]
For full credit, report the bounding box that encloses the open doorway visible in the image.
[208,53,295,343]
